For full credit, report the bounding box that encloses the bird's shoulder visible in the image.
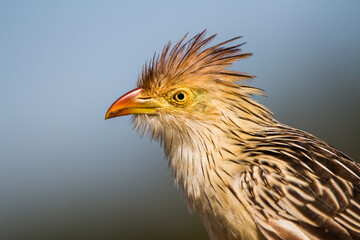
[237,125,360,240]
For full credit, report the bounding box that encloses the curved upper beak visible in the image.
[105,87,159,120]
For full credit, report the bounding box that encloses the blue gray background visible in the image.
[1,1,359,239]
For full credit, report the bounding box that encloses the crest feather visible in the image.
[137,30,253,90]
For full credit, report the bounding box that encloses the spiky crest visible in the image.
[137,30,254,91]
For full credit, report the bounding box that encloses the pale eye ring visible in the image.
[175,92,185,101]
[171,89,190,104]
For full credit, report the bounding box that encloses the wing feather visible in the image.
[239,126,360,239]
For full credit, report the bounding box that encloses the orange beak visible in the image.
[105,87,159,120]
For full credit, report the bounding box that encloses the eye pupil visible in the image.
[171,89,190,104]
[177,92,185,100]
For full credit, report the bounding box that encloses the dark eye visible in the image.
[171,89,191,104]
[175,92,185,101]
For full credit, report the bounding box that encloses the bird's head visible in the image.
[106,31,272,145]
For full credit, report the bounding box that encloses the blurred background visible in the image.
[1,1,359,239]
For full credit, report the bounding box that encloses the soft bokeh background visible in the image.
[1,1,359,239]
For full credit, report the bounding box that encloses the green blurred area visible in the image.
[0,1,359,239]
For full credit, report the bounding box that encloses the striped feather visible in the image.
[239,126,360,239]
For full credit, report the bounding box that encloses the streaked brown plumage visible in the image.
[105,31,360,240]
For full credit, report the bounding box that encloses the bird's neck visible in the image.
[134,97,275,207]
[133,102,273,239]
[161,112,271,209]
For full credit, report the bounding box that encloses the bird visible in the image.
[105,31,360,240]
